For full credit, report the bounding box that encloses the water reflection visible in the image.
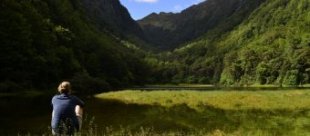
[0,95,52,135]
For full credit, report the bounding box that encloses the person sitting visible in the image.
[51,81,84,135]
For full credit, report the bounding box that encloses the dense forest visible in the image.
[147,0,310,86]
[0,0,150,94]
[0,0,309,94]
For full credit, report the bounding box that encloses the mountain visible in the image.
[1,0,309,91]
[138,0,266,50]
[147,0,310,86]
[81,0,146,42]
[0,0,150,93]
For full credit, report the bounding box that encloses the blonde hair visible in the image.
[58,81,71,94]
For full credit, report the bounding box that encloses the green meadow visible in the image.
[93,89,310,136]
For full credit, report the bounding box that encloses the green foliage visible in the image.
[0,0,151,93]
[1,0,309,91]
[71,73,111,94]
[150,0,310,86]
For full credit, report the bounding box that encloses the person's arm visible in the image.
[73,96,84,116]
[75,105,83,117]
[75,105,83,129]
[73,96,84,130]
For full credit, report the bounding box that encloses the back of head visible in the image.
[58,81,71,94]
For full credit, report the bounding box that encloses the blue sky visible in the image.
[119,0,206,20]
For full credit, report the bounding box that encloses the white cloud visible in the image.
[133,0,158,3]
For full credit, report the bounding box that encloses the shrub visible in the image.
[71,73,111,94]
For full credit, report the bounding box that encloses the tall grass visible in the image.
[96,90,310,110]
[18,90,310,135]
[31,115,238,136]
[93,90,310,136]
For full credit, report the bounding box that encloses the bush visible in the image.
[71,73,111,94]
[283,70,299,86]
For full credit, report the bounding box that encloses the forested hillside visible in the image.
[81,0,147,46]
[147,0,310,86]
[1,0,309,93]
[139,0,265,50]
[0,0,150,93]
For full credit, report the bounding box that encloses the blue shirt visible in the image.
[51,94,84,131]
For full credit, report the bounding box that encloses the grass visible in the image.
[93,89,310,136]
[96,90,310,110]
[14,89,310,136]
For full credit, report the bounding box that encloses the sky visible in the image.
[119,0,206,20]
